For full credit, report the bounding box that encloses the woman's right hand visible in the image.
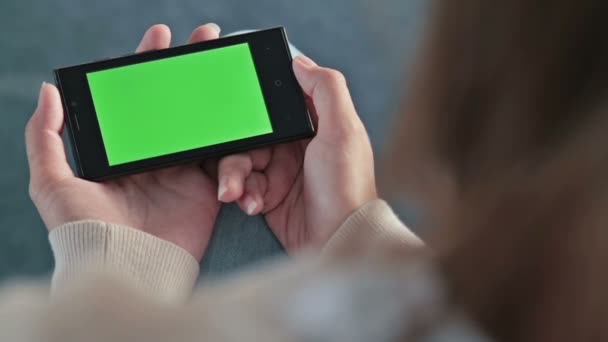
[217,56,377,253]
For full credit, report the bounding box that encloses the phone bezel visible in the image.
[54,27,313,181]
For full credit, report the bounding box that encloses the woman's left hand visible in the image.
[25,23,223,262]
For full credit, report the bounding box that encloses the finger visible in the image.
[292,56,359,137]
[136,24,171,53]
[237,172,268,216]
[187,23,221,44]
[217,153,253,202]
[248,148,272,171]
[261,143,305,211]
[25,83,74,194]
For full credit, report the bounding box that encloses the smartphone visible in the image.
[54,27,314,181]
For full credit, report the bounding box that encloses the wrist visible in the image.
[149,208,218,262]
[323,199,423,253]
[331,190,379,240]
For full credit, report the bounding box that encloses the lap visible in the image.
[199,203,284,280]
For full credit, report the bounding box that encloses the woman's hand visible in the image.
[217,56,377,253]
[25,24,223,262]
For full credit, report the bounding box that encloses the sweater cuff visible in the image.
[323,200,423,253]
[49,221,200,302]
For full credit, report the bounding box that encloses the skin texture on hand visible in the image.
[217,55,378,253]
[25,24,224,262]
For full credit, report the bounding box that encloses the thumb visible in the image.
[292,56,360,139]
[25,83,74,195]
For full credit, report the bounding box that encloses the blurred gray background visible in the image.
[0,0,427,281]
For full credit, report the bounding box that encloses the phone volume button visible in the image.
[73,114,81,131]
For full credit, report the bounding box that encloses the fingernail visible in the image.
[37,82,49,108]
[218,176,228,201]
[207,23,221,34]
[296,55,317,67]
[245,197,258,215]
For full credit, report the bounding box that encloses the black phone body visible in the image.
[55,27,313,181]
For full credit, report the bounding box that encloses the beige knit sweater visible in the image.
[0,200,486,342]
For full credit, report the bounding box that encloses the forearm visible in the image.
[49,221,200,302]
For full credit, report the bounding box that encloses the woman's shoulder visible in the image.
[0,245,490,342]
[195,246,491,342]
[285,252,490,342]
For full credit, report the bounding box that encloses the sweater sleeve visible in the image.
[323,199,423,254]
[48,221,200,303]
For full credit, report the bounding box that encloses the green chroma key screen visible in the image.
[86,43,273,166]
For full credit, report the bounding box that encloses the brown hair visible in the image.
[386,0,608,340]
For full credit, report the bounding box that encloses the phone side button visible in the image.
[73,114,81,132]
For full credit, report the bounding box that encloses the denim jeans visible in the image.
[199,203,284,280]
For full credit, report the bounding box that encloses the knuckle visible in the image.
[352,119,368,136]
[219,154,240,167]
[24,115,35,138]
[332,118,368,144]
[219,154,252,174]
[28,180,46,205]
[319,68,347,88]
[28,182,37,201]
